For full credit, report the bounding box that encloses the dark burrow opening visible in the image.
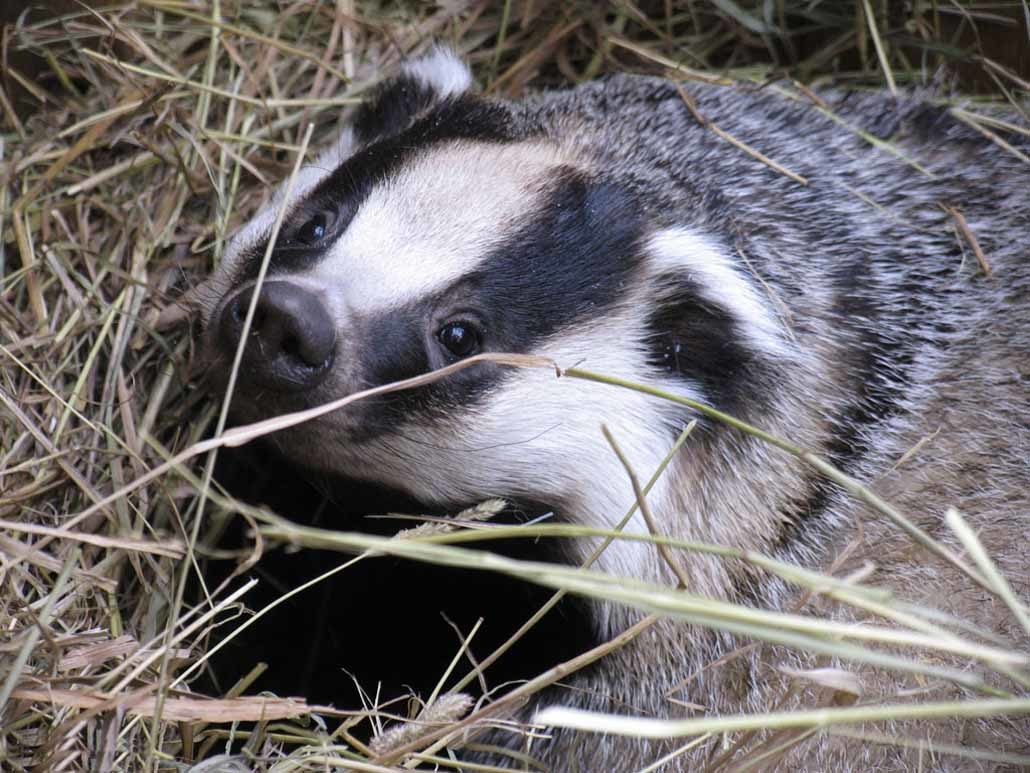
[188,439,598,745]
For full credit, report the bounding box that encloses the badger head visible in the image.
[195,48,797,592]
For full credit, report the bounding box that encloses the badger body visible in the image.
[196,49,1030,770]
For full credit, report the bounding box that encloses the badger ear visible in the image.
[399,46,473,100]
[642,227,797,407]
[352,46,473,147]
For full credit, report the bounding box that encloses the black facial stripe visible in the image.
[463,168,646,349]
[644,275,760,410]
[346,304,504,444]
[362,312,431,388]
[348,169,648,438]
[234,94,528,285]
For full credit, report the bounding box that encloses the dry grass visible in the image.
[1,2,1028,771]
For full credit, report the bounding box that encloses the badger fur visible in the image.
[195,48,1030,770]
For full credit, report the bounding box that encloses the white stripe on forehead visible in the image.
[306,141,566,314]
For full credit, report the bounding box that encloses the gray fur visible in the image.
[197,53,1030,771]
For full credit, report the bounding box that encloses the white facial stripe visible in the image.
[475,326,701,583]
[401,46,472,97]
[341,304,706,587]
[307,141,566,315]
[648,227,792,358]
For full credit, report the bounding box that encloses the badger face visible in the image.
[196,49,793,582]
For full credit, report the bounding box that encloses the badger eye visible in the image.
[294,210,336,246]
[438,321,480,358]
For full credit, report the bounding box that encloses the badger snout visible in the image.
[217,281,336,393]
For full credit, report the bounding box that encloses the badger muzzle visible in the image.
[217,280,336,393]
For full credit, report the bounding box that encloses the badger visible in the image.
[193,48,1030,770]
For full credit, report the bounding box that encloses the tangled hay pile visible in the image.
[2,2,1028,770]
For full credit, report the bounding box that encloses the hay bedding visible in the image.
[1,2,1028,771]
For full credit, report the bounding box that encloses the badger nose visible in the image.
[218,281,336,392]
